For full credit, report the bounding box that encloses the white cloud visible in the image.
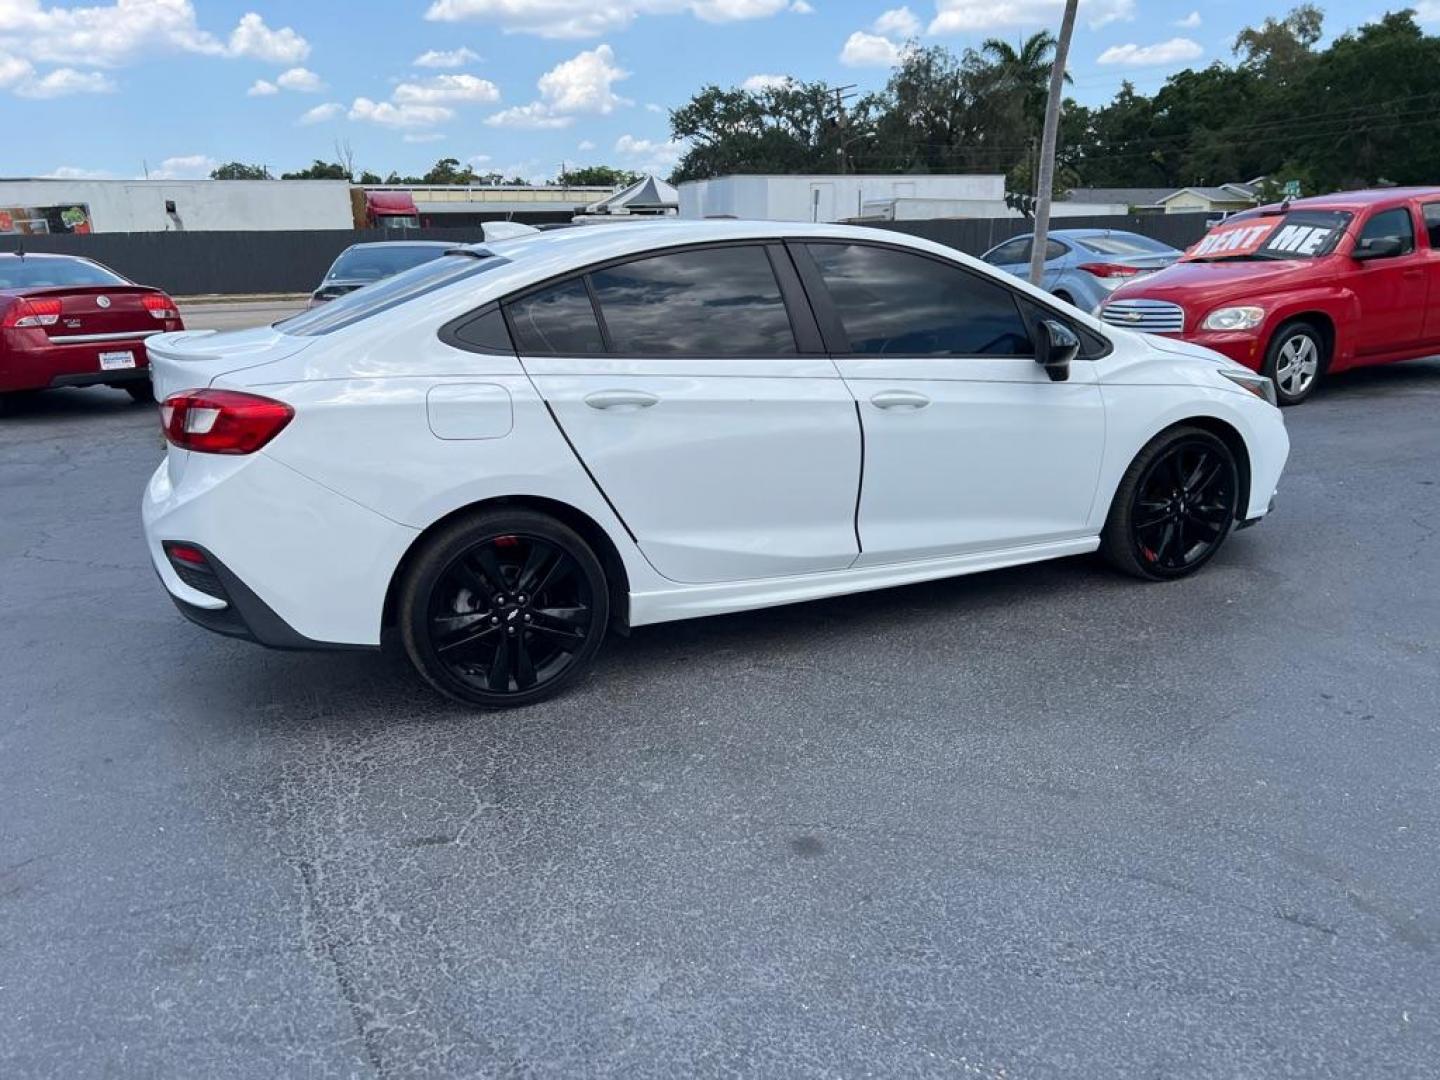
[150,154,217,180]
[1419,0,1440,21]
[44,165,113,178]
[485,102,574,129]
[790,0,814,11]
[1098,37,1204,66]
[614,132,684,173]
[14,67,114,97]
[873,6,920,38]
[0,3,308,68]
[226,12,309,63]
[413,46,481,68]
[742,73,791,91]
[645,101,665,112]
[929,0,1133,33]
[276,66,324,92]
[424,0,787,39]
[1175,11,1201,29]
[840,30,907,67]
[247,78,278,96]
[298,101,344,125]
[0,51,32,87]
[403,131,447,143]
[487,43,628,127]
[393,73,500,105]
[577,139,596,150]
[349,96,455,129]
[467,153,492,164]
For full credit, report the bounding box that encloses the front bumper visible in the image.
[1168,330,1265,371]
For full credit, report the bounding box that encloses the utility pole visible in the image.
[1028,0,1078,286]
[822,83,856,174]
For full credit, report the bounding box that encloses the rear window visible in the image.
[1075,233,1174,256]
[0,257,127,289]
[278,254,505,336]
[326,245,448,282]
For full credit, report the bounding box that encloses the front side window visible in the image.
[507,278,604,355]
[1358,207,1415,254]
[805,243,1033,357]
[589,245,796,356]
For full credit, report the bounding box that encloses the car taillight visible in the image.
[160,389,294,454]
[1,297,63,328]
[142,293,179,320]
[1078,262,1143,279]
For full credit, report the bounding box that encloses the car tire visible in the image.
[1100,426,1240,581]
[1262,321,1326,405]
[125,383,155,404]
[398,507,609,708]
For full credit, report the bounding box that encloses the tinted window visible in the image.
[1044,239,1069,260]
[280,254,503,337]
[327,244,448,282]
[1359,207,1415,254]
[448,307,514,354]
[590,246,796,356]
[1075,233,1175,256]
[0,256,127,288]
[985,238,1030,265]
[507,278,603,354]
[806,243,1033,357]
[1424,203,1440,249]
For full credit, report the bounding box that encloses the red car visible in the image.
[1,252,183,411]
[1101,187,1440,404]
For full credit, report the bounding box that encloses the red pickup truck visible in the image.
[1101,188,1440,404]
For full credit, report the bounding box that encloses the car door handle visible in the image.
[869,389,930,410]
[584,389,660,411]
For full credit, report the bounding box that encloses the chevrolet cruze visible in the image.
[142,221,1290,707]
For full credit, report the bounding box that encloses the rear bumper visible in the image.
[1,333,154,392]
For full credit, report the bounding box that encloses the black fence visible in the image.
[0,214,1214,296]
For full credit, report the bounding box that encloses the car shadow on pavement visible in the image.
[1314,355,1440,399]
[0,386,149,423]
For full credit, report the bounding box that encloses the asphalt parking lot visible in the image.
[2,357,1438,1078]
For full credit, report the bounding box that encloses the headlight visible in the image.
[1220,368,1278,406]
[1202,305,1265,332]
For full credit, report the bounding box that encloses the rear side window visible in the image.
[1421,203,1440,249]
[589,245,796,356]
[507,278,604,355]
[805,243,1033,357]
[1358,207,1415,254]
[984,238,1030,265]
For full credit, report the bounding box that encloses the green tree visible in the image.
[280,159,351,180]
[553,165,642,186]
[209,162,270,180]
[357,170,383,184]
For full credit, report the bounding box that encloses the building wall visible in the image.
[0,180,354,233]
[679,175,1008,223]
[1162,192,1254,216]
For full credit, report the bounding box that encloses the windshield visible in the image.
[326,244,449,283]
[280,252,505,336]
[0,257,128,289]
[1182,210,1353,262]
[1076,233,1175,257]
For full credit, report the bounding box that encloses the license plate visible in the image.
[99,350,136,371]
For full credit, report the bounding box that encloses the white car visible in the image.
[142,221,1289,707]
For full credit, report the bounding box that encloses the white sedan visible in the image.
[142,221,1289,707]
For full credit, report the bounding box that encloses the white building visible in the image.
[0,179,354,233]
[678,174,1016,223]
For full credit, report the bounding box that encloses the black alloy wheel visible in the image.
[399,509,608,707]
[1101,427,1240,580]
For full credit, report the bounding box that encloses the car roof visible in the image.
[342,240,455,251]
[1249,187,1440,213]
[989,228,1153,243]
[0,251,95,261]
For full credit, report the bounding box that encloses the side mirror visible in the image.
[1036,319,1079,382]
[1353,236,1404,261]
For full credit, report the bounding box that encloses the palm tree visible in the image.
[981,31,1070,133]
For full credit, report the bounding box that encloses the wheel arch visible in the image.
[382,495,633,633]
[1268,310,1336,367]
[1100,415,1253,527]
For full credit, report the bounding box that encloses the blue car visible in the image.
[980,228,1181,313]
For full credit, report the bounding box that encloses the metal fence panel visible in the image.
[0,215,1212,295]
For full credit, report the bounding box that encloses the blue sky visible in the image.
[1,0,1419,183]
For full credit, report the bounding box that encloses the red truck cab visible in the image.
[1101,188,1440,404]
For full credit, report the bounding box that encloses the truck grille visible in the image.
[1101,299,1185,334]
